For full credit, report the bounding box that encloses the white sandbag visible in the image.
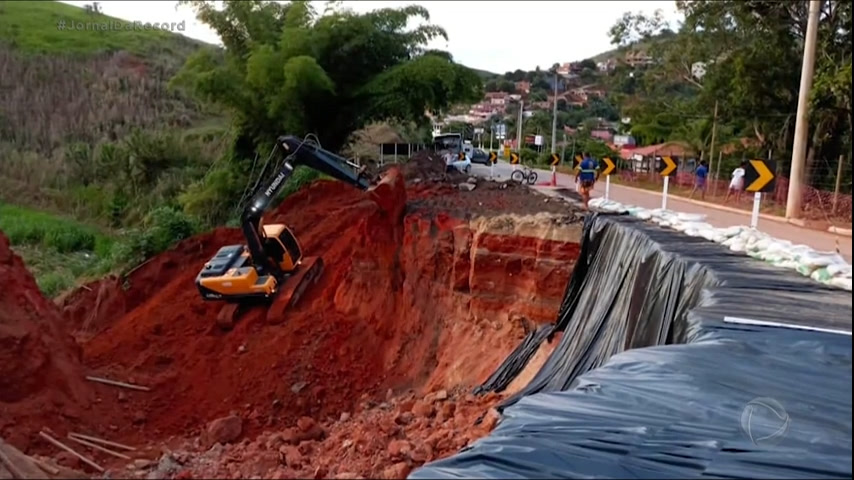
[829,276,853,290]
[729,240,747,252]
[826,263,852,278]
[676,212,707,222]
[796,251,846,270]
[810,267,834,283]
[671,221,689,232]
[719,226,745,238]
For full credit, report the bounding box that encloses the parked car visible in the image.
[445,151,472,174]
[470,148,490,165]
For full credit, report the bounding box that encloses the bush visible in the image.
[42,227,95,253]
[536,152,555,166]
[111,205,201,268]
[37,270,76,298]
[519,147,539,163]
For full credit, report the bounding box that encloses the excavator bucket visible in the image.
[266,256,324,324]
[367,166,406,223]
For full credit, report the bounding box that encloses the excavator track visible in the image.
[267,256,325,324]
[216,303,243,331]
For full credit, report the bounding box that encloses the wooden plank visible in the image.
[37,432,103,473]
[67,433,135,452]
[66,436,130,460]
[84,376,151,392]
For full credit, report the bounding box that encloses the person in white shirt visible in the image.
[724,161,747,203]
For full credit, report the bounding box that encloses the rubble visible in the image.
[109,390,505,479]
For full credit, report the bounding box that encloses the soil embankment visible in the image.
[2,151,584,478]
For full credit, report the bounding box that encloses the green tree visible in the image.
[171,0,483,221]
[610,1,851,191]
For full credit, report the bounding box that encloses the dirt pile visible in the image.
[113,389,504,479]
[13,163,585,475]
[0,232,94,449]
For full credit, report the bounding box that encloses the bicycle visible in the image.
[511,166,538,185]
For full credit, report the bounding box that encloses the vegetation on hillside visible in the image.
[0,0,203,55]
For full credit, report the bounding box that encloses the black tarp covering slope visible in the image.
[411,213,852,479]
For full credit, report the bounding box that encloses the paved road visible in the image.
[471,160,853,262]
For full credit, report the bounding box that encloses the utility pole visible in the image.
[516,100,524,153]
[551,72,559,154]
[786,0,821,219]
[708,100,719,183]
[832,154,845,214]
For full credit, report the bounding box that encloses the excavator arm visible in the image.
[196,133,404,328]
[241,135,371,280]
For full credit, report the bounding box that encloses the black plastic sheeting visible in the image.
[411,213,852,479]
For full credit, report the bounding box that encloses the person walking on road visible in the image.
[724,161,747,204]
[689,160,709,201]
[576,152,598,210]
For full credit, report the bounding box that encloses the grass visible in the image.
[0,0,204,56]
[0,203,116,297]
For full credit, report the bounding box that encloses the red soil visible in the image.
[5,157,582,474]
[0,233,94,450]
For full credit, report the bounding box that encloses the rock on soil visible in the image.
[0,232,94,450]
[109,389,505,480]
[202,415,243,447]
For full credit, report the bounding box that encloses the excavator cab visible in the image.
[261,223,302,273]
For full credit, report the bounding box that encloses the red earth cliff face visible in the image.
[0,232,94,450]
[44,168,580,449]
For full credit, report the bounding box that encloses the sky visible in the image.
[60,0,681,73]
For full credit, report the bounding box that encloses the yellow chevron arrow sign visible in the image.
[550,153,560,166]
[488,151,498,164]
[458,152,466,161]
[573,155,583,170]
[746,159,776,193]
[510,153,520,165]
[658,156,677,177]
[601,156,616,176]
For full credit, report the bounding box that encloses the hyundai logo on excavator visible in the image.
[265,169,288,197]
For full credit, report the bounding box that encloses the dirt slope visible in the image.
[0,232,94,450]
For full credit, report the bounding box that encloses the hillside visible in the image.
[0,0,226,294]
[469,66,498,79]
[0,1,220,155]
[590,31,676,63]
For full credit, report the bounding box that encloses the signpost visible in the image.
[744,159,777,228]
[656,155,678,209]
[488,151,498,178]
[509,152,520,166]
[600,156,616,200]
[549,153,560,187]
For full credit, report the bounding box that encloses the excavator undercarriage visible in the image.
[212,256,324,329]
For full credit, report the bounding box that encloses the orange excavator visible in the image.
[195,135,375,329]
